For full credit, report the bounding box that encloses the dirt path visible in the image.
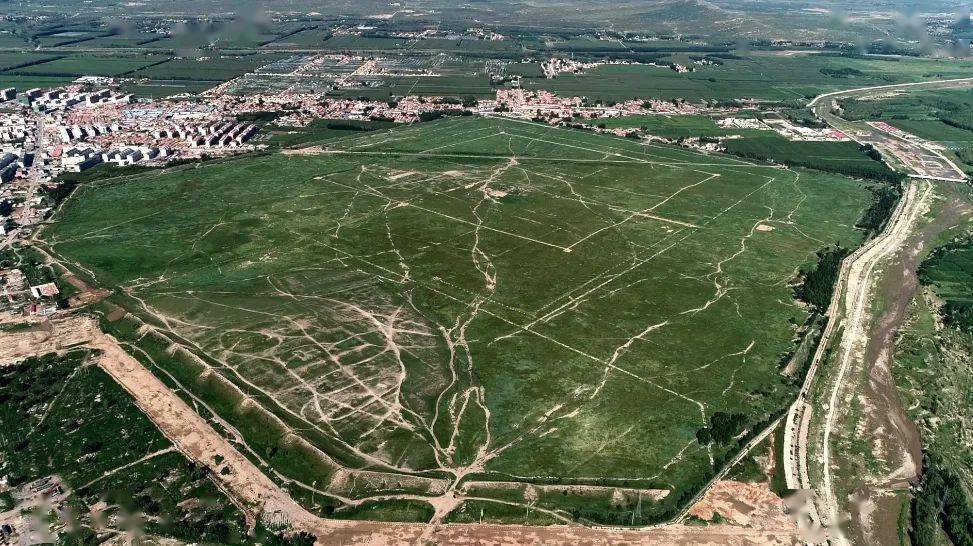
[820,180,930,537]
[846,183,973,545]
[86,330,337,532]
[0,314,801,545]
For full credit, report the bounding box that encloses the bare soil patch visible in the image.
[689,480,796,530]
[0,314,802,545]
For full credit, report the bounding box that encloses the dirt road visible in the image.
[779,78,970,543]
[846,183,972,545]
[782,178,933,543]
[809,78,973,182]
[786,178,930,533]
[1,314,801,544]
[819,180,932,534]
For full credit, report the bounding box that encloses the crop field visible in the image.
[841,88,973,126]
[9,54,165,77]
[118,79,219,98]
[0,75,76,90]
[598,114,769,139]
[0,52,61,72]
[45,117,873,523]
[70,32,163,49]
[880,119,973,147]
[516,55,973,103]
[132,54,288,82]
[723,135,899,181]
[0,32,28,48]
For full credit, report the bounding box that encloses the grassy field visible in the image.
[0,33,28,48]
[841,88,973,119]
[840,88,973,140]
[515,55,973,103]
[723,136,900,182]
[118,79,218,97]
[8,54,165,77]
[131,54,287,81]
[0,75,75,90]
[881,120,973,145]
[918,235,973,332]
[0,52,61,72]
[45,117,873,523]
[268,119,398,148]
[597,114,768,139]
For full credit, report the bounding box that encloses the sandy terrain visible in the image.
[281,146,325,155]
[689,481,795,528]
[0,316,98,364]
[63,274,111,308]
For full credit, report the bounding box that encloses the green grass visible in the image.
[0,52,61,72]
[44,116,873,523]
[723,136,900,182]
[444,500,561,525]
[0,321,40,333]
[840,88,973,146]
[507,62,544,78]
[0,75,76,90]
[0,351,248,543]
[918,234,973,332]
[320,35,408,50]
[131,54,286,81]
[8,54,165,77]
[514,55,973,103]
[880,119,973,144]
[268,119,399,148]
[598,114,767,139]
[0,33,28,48]
[118,79,217,97]
[332,499,435,522]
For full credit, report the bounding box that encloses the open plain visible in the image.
[42,116,874,524]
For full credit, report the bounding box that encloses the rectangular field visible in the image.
[131,54,288,81]
[9,54,165,77]
[45,117,873,523]
[515,55,973,102]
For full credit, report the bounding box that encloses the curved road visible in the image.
[783,78,971,543]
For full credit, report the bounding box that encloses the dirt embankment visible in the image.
[848,183,973,546]
[0,315,801,544]
[0,316,98,364]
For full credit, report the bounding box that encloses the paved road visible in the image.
[809,78,973,182]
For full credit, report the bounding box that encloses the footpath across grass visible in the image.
[45,116,876,524]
